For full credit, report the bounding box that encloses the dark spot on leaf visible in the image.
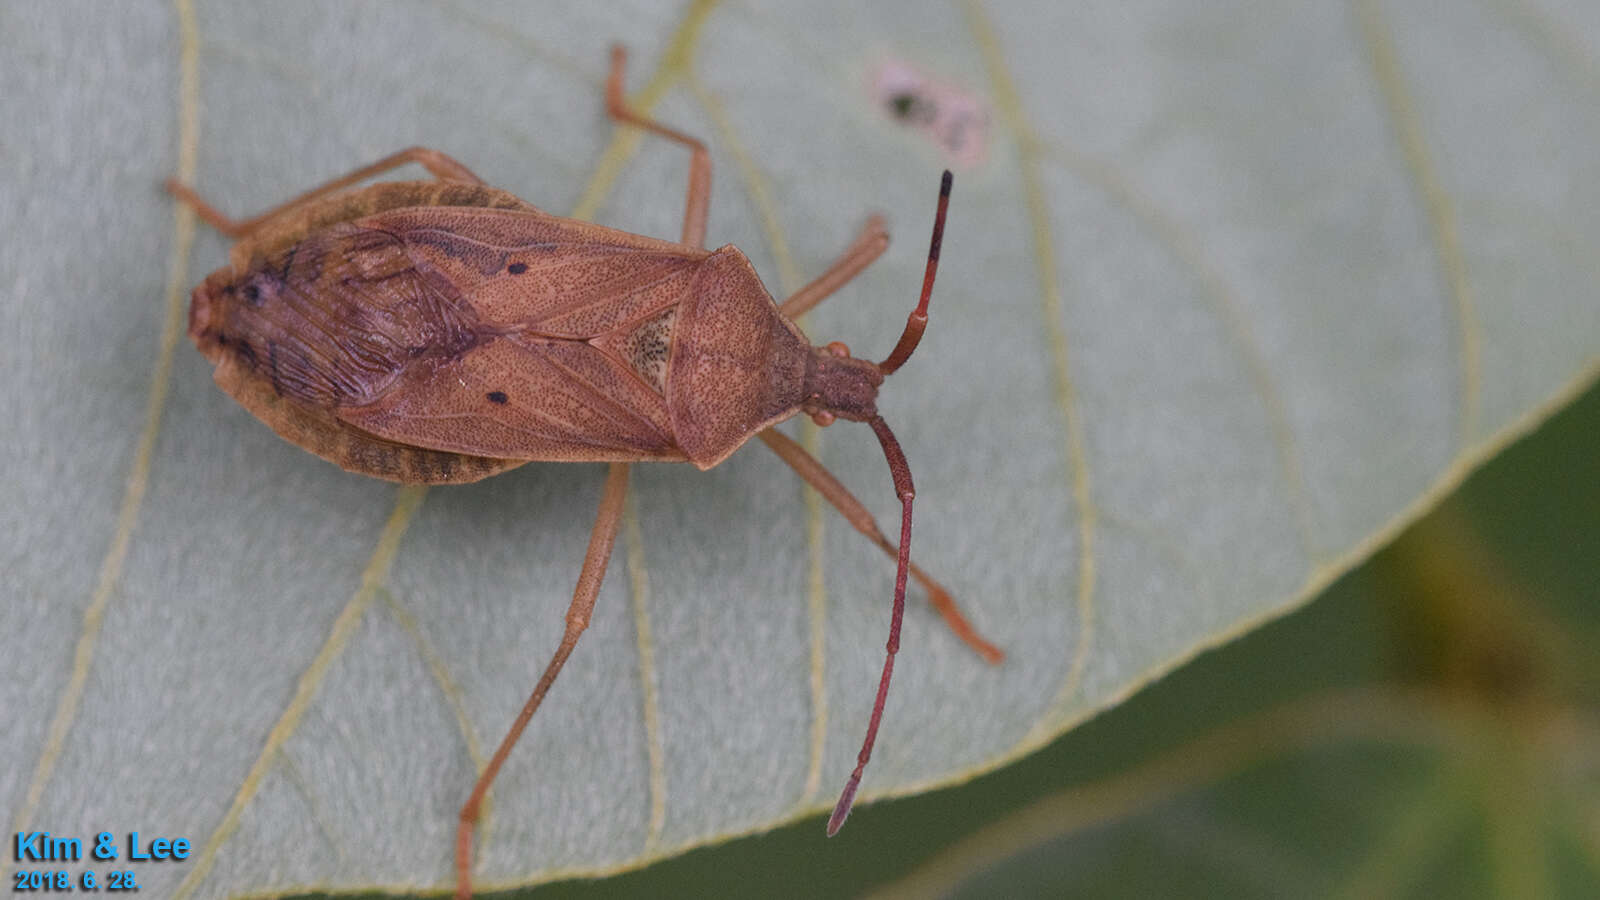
[487,391,508,404]
[888,93,937,124]
[507,262,528,275]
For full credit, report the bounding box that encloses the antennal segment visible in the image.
[827,414,915,835]
[877,170,952,376]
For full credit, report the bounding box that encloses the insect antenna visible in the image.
[827,414,916,836]
[828,171,954,835]
[877,169,952,375]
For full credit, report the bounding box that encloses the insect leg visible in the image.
[165,146,484,239]
[756,427,1003,663]
[606,44,711,249]
[454,462,631,900]
[779,215,890,319]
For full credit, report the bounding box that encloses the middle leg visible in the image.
[455,462,631,900]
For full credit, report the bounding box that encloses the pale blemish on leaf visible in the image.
[871,56,992,170]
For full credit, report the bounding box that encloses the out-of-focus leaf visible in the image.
[872,693,1600,900]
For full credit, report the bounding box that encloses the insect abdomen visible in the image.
[195,224,489,408]
[246,181,535,262]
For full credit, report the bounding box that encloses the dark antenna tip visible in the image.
[877,171,953,375]
[826,776,860,836]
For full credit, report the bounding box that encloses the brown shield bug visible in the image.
[166,45,1001,898]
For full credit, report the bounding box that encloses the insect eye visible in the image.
[240,283,263,305]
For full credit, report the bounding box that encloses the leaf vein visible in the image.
[622,493,668,851]
[1,0,201,884]
[965,0,1098,746]
[688,72,833,811]
[1356,0,1484,448]
[375,588,488,846]
[174,485,428,900]
[1037,140,1325,564]
[277,747,350,865]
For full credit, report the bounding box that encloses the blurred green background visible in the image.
[301,369,1597,898]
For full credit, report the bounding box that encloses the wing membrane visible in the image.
[361,206,709,337]
[337,335,684,462]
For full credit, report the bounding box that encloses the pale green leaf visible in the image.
[3,1,1596,897]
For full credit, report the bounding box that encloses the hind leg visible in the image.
[454,462,630,899]
[165,146,483,239]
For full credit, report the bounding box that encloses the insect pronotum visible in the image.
[166,44,1002,898]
